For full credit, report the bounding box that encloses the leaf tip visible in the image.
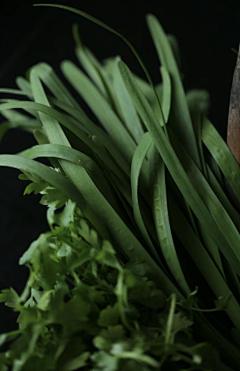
[146,13,156,23]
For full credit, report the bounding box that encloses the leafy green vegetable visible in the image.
[0,3,240,370]
[0,193,214,371]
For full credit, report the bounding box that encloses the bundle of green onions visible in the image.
[0,4,240,370]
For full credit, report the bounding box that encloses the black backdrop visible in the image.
[0,0,240,332]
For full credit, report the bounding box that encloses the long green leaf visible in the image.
[72,23,108,98]
[152,66,171,124]
[148,142,191,297]
[0,88,26,95]
[112,56,144,144]
[131,132,162,266]
[146,13,201,169]
[1,106,34,123]
[148,65,190,295]
[81,50,127,120]
[186,89,210,177]
[167,34,181,73]
[73,23,122,119]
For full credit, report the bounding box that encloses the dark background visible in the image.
[0,0,240,332]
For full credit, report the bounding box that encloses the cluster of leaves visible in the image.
[0,3,240,370]
[0,180,217,371]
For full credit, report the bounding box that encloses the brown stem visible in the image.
[225,44,240,213]
[227,43,240,164]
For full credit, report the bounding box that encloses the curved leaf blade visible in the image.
[131,132,162,266]
[146,13,201,169]
[148,143,191,297]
